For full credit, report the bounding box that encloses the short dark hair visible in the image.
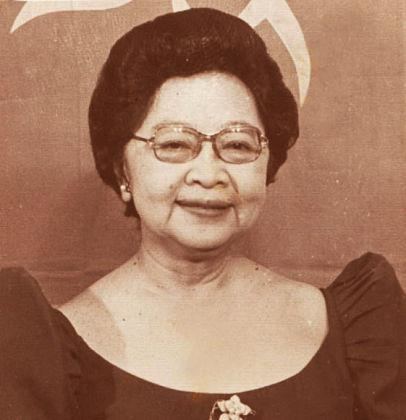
[89,8,299,217]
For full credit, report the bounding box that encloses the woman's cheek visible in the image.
[133,186,169,219]
[132,179,179,226]
[232,163,268,228]
[236,188,267,229]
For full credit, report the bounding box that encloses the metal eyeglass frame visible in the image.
[130,124,269,164]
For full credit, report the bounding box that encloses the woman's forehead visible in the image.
[137,72,264,135]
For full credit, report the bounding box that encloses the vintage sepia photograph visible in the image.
[0,1,405,418]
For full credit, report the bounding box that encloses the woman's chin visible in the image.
[167,227,239,255]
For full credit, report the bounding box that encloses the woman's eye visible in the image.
[160,140,191,150]
[224,141,251,151]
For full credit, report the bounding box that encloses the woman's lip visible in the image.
[176,199,232,209]
[176,204,231,217]
[176,200,232,217]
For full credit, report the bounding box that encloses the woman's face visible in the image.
[123,72,269,253]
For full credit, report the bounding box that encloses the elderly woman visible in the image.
[1,8,405,420]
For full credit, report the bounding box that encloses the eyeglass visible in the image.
[131,124,269,164]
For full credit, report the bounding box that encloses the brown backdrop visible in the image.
[0,0,404,304]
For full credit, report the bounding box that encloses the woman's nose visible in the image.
[184,142,229,188]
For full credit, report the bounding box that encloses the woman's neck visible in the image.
[132,234,234,299]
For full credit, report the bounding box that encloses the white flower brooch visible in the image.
[209,394,255,420]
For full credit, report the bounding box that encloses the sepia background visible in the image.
[0,0,404,304]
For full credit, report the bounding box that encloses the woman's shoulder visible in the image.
[323,252,405,358]
[0,266,60,334]
[239,252,404,323]
[324,252,405,341]
[0,267,81,418]
[59,284,123,358]
[324,253,405,418]
[0,264,82,351]
[58,266,131,366]
[325,252,403,308]
[0,266,51,311]
[236,257,326,310]
[233,257,328,342]
[246,253,405,416]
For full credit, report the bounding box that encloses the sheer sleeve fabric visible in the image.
[0,267,80,419]
[326,253,406,420]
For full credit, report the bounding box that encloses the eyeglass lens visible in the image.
[152,126,262,164]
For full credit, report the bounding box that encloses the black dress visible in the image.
[1,253,405,419]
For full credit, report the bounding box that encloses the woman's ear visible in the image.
[119,183,132,202]
[114,160,132,203]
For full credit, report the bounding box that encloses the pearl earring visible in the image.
[120,184,131,194]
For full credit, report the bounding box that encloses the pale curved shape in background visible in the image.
[239,0,311,105]
[160,0,311,104]
[11,0,132,33]
[12,0,311,105]
[171,0,190,12]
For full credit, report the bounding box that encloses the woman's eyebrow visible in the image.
[152,120,192,129]
[152,120,255,131]
[221,120,254,129]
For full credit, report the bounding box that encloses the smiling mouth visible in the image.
[176,199,232,216]
[176,199,232,210]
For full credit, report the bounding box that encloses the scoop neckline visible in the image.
[54,287,335,397]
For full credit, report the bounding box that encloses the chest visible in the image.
[103,299,325,393]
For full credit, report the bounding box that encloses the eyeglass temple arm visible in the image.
[131,135,149,143]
